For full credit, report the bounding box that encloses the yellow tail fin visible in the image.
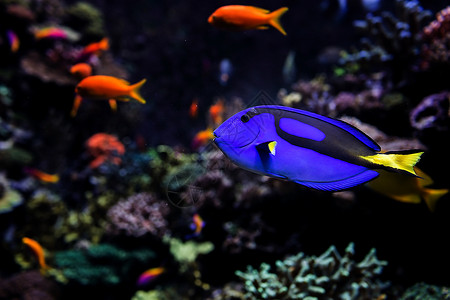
[361,151,424,176]
[268,7,289,36]
[129,79,147,104]
[423,188,448,212]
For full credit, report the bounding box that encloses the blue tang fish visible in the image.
[213,105,423,191]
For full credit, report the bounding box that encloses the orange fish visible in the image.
[208,5,289,35]
[77,37,109,61]
[22,237,50,273]
[209,99,225,126]
[366,167,448,212]
[70,63,92,79]
[137,267,165,286]
[72,75,146,117]
[192,128,214,150]
[24,168,59,183]
[190,98,199,118]
[7,30,19,52]
[34,27,67,40]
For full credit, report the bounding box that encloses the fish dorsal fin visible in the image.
[257,106,381,151]
[119,79,130,85]
[256,141,277,156]
[249,6,270,14]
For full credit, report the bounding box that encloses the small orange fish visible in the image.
[70,63,92,79]
[24,168,59,183]
[209,99,225,126]
[185,213,205,239]
[7,30,19,52]
[77,37,109,61]
[208,5,289,35]
[34,27,67,40]
[72,75,146,116]
[22,237,50,273]
[366,167,448,212]
[192,128,214,150]
[137,267,165,286]
[189,98,199,118]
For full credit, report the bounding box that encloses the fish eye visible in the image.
[241,113,250,123]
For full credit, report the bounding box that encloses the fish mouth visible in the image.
[214,128,260,149]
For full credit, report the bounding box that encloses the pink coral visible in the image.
[106,193,170,237]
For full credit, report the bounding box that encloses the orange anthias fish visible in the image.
[208,5,289,35]
[209,99,225,126]
[189,98,199,118]
[34,27,68,40]
[7,30,19,52]
[77,37,109,61]
[191,128,214,150]
[137,267,165,286]
[186,213,205,239]
[366,167,448,212]
[24,168,59,183]
[70,63,92,79]
[72,75,147,117]
[22,237,50,273]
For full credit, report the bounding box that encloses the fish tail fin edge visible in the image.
[129,79,147,104]
[422,188,448,212]
[268,7,289,35]
[362,150,424,176]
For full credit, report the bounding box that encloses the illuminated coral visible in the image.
[421,7,450,68]
[0,173,22,214]
[340,0,431,80]
[86,133,125,169]
[235,243,388,300]
[106,192,171,237]
[54,243,156,286]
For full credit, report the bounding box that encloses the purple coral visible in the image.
[410,92,450,131]
[106,192,171,237]
[0,270,61,300]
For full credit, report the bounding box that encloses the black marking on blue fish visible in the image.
[244,106,382,169]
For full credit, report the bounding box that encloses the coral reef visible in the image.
[399,282,450,299]
[0,173,23,214]
[54,243,156,286]
[106,192,171,238]
[0,270,61,300]
[234,243,388,300]
[340,0,431,81]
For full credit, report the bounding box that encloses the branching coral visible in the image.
[0,173,23,214]
[54,243,156,286]
[106,192,171,238]
[235,243,388,300]
[421,7,450,68]
[340,0,431,80]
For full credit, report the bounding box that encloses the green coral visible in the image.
[400,282,450,300]
[0,173,23,214]
[65,2,105,39]
[236,243,388,300]
[165,236,214,266]
[54,243,156,286]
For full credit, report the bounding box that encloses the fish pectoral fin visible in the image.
[256,25,270,30]
[70,95,83,117]
[109,99,117,112]
[256,141,277,156]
